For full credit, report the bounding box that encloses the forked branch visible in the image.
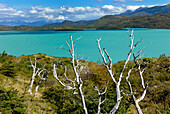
[97,38,116,84]
[94,84,108,114]
[53,64,76,91]
[54,35,88,114]
[28,57,40,95]
[97,29,141,114]
[35,66,49,96]
[126,53,148,114]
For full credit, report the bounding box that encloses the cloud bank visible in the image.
[0,4,154,25]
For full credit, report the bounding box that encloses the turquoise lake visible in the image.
[0,28,169,63]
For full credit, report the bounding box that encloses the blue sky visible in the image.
[0,0,169,8]
[0,0,169,25]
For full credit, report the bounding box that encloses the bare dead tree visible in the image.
[53,35,88,114]
[126,53,148,114]
[94,85,107,114]
[97,29,142,113]
[53,63,77,93]
[28,57,40,95]
[35,65,49,96]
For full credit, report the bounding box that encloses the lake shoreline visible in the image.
[0,28,169,63]
[0,27,170,31]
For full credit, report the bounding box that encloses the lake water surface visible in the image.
[0,28,169,63]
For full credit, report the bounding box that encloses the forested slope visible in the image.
[0,52,169,113]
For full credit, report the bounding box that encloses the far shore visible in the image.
[0,26,169,31]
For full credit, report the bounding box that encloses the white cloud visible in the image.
[113,0,125,2]
[30,9,37,14]
[102,5,125,14]
[0,4,126,24]
[102,5,115,10]
[0,4,25,19]
[2,3,164,25]
[126,5,145,11]
[56,15,67,20]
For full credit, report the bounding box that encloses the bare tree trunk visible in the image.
[79,82,88,114]
[94,85,107,114]
[109,86,121,114]
[135,100,143,114]
[126,54,148,114]
[54,35,88,114]
[68,35,88,114]
[34,80,41,96]
[35,76,46,96]
[97,29,142,113]
[28,58,39,95]
[28,75,35,95]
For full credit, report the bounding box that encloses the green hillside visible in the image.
[0,13,170,31]
[89,13,170,29]
[0,51,169,113]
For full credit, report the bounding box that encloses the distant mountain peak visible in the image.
[117,4,170,16]
[134,7,146,12]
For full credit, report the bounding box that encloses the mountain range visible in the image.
[0,13,169,31]
[117,4,170,16]
[0,4,170,30]
[43,4,170,27]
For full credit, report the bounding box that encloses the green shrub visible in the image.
[0,63,16,78]
[0,86,27,113]
[42,86,83,113]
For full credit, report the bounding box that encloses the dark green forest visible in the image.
[0,51,169,113]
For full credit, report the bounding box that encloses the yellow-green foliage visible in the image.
[0,52,169,113]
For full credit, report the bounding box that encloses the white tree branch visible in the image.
[125,53,148,114]
[57,45,69,51]
[97,38,117,84]
[53,64,76,90]
[97,29,141,114]
[28,57,40,95]
[54,35,88,114]
[94,85,107,114]
[126,66,135,95]
[35,66,48,96]
[73,36,82,41]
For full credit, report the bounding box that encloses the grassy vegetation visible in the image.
[0,51,169,113]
